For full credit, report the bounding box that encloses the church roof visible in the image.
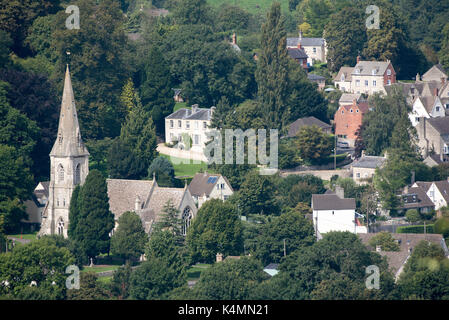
[106,179,155,219]
[50,65,89,157]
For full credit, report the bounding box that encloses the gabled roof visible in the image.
[339,101,370,113]
[287,116,332,138]
[339,93,362,105]
[166,107,212,121]
[106,179,155,219]
[352,61,393,76]
[399,187,435,210]
[307,73,325,81]
[433,180,449,203]
[334,67,354,82]
[287,47,308,60]
[188,172,233,197]
[286,37,325,47]
[312,194,356,210]
[422,64,448,82]
[352,155,386,169]
[415,95,439,113]
[427,116,449,135]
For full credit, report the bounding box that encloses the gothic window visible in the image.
[58,164,64,182]
[57,219,64,235]
[58,134,63,144]
[75,164,81,185]
[182,207,193,236]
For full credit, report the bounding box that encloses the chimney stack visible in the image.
[192,104,199,113]
[216,253,223,263]
[434,88,439,96]
[232,32,236,45]
[135,196,141,211]
[404,185,409,194]
[335,186,345,199]
[356,55,361,64]
[416,73,420,82]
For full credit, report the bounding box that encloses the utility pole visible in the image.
[334,134,337,170]
[424,221,427,238]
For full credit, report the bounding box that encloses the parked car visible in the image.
[337,141,349,149]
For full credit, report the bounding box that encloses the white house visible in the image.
[311,187,366,234]
[165,104,214,154]
[409,95,446,127]
[413,179,449,210]
[188,172,234,208]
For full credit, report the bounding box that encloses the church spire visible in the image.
[50,65,89,157]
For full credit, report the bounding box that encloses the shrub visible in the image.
[434,217,449,238]
[396,224,435,234]
[405,209,420,223]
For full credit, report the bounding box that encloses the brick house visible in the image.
[334,99,370,147]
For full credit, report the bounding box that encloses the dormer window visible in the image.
[372,69,376,75]
[387,69,391,76]
[355,69,360,74]
[350,109,353,113]
[341,75,345,81]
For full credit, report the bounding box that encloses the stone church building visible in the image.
[37,66,197,238]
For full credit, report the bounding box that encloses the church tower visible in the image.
[39,65,89,237]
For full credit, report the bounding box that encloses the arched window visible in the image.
[57,218,64,235]
[182,207,193,236]
[58,164,64,182]
[75,164,81,185]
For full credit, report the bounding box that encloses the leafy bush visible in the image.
[405,209,420,223]
[368,232,400,251]
[434,217,449,238]
[396,224,435,234]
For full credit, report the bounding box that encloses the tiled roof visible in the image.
[352,155,386,169]
[358,233,447,278]
[287,116,332,138]
[434,180,449,203]
[334,67,354,82]
[399,187,435,210]
[312,194,356,210]
[287,47,308,59]
[422,64,448,82]
[287,37,325,47]
[106,179,155,219]
[307,73,325,81]
[188,172,232,197]
[339,93,362,104]
[428,116,449,135]
[352,61,392,76]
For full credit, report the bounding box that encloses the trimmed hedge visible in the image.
[396,224,435,234]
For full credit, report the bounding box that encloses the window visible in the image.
[365,80,368,86]
[57,219,64,235]
[341,75,345,81]
[373,80,376,87]
[416,117,420,122]
[58,164,64,182]
[75,164,81,185]
[186,121,190,129]
[194,135,199,145]
[356,80,360,86]
[313,47,316,53]
[444,145,449,154]
[203,122,207,129]
[341,110,344,114]
[58,134,63,144]
[356,109,359,113]
[387,79,391,85]
[356,173,360,178]
[387,69,391,76]
[170,133,174,141]
[436,106,440,112]
[178,120,182,128]
[350,109,353,113]
[170,120,173,128]
[195,121,199,129]
[182,207,193,236]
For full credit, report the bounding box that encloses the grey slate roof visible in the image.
[334,67,354,82]
[427,116,449,135]
[307,73,325,81]
[352,61,392,76]
[166,107,212,121]
[312,194,356,210]
[352,155,386,169]
[287,37,325,47]
[399,187,435,210]
[339,93,362,105]
[188,172,233,197]
[287,47,308,60]
[287,116,332,138]
[358,233,447,278]
[422,64,448,82]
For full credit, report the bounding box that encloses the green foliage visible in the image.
[396,225,435,234]
[172,0,212,25]
[398,240,449,299]
[368,232,400,252]
[192,256,268,300]
[440,23,449,72]
[67,272,110,300]
[110,211,148,262]
[324,7,366,72]
[255,2,290,129]
[140,46,174,134]
[236,171,279,215]
[152,200,184,244]
[0,236,75,299]
[275,174,326,208]
[85,138,113,178]
[110,262,132,300]
[187,199,244,263]
[253,232,396,300]
[405,209,421,223]
[148,156,180,187]
[252,210,316,265]
[295,126,332,164]
[0,30,12,69]
[68,170,115,260]
[129,257,185,300]
[434,217,449,238]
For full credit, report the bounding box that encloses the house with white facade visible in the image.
[311,187,366,235]
[409,95,446,126]
[413,179,449,211]
[188,172,233,208]
[351,154,387,185]
[165,104,214,154]
[333,67,353,92]
[287,31,327,67]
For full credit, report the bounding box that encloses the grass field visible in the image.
[207,0,289,15]
[187,263,211,280]
[174,102,189,112]
[81,265,120,274]
[160,154,209,177]
[7,232,37,240]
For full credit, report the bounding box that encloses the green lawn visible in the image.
[207,0,289,15]
[160,154,209,177]
[97,276,113,284]
[174,102,189,112]
[187,263,211,281]
[7,232,37,240]
[81,265,120,274]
